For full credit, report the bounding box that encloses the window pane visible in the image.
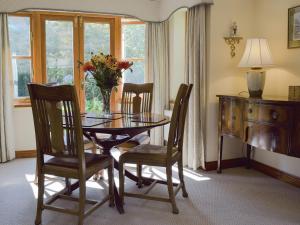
[12,59,31,97]
[8,16,31,56]
[84,22,110,112]
[45,20,74,85]
[122,24,145,58]
[123,61,145,84]
[84,23,110,60]
[85,77,103,112]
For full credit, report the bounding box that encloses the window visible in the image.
[8,16,32,98]
[122,19,145,84]
[40,15,116,112]
[45,19,74,85]
[83,20,112,112]
[8,12,140,111]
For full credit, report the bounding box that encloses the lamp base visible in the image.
[246,70,266,98]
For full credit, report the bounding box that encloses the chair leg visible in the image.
[119,160,125,206]
[108,160,115,207]
[34,160,38,184]
[35,173,44,225]
[166,165,179,214]
[65,177,72,195]
[177,159,188,198]
[78,178,86,225]
[137,164,143,188]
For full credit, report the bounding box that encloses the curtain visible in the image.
[0,13,15,162]
[183,5,207,170]
[145,21,170,145]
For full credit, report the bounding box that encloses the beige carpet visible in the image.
[0,158,300,225]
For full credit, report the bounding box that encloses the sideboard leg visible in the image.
[246,144,252,169]
[217,135,223,173]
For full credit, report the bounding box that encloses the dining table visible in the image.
[67,112,170,214]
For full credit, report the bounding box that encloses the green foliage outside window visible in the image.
[122,24,145,84]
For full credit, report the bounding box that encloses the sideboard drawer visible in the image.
[245,103,292,124]
[244,122,288,154]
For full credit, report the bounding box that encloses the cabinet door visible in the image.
[244,122,288,154]
[220,98,243,138]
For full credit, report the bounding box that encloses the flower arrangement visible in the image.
[82,52,133,113]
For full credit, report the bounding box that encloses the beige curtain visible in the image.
[183,5,207,170]
[145,21,170,145]
[0,13,15,162]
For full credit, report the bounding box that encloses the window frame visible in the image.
[8,13,34,106]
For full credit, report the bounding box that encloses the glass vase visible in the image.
[100,87,112,115]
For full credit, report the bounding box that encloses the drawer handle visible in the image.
[271,111,279,120]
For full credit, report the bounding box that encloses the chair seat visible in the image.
[44,153,111,179]
[128,144,168,154]
[119,144,179,166]
[45,153,109,169]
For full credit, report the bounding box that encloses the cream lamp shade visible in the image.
[238,38,274,98]
[238,38,273,69]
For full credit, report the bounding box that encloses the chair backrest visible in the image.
[28,83,84,160]
[121,83,153,114]
[167,83,193,158]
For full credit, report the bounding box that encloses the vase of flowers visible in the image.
[82,52,133,114]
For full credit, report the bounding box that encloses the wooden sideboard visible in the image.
[217,95,300,173]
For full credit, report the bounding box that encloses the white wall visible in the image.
[13,108,36,150]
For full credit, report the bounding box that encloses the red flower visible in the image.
[83,61,95,72]
[117,61,132,70]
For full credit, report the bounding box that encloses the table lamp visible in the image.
[238,38,273,98]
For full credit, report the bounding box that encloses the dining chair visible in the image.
[118,83,193,214]
[46,82,98,153]
[33,83,98,183]
[28,83,114,225]
[121,82,153,115]
[118,82,153,187]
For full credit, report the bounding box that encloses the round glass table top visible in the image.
[81,112,170,135]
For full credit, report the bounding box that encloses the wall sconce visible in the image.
[224,22,243,57]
